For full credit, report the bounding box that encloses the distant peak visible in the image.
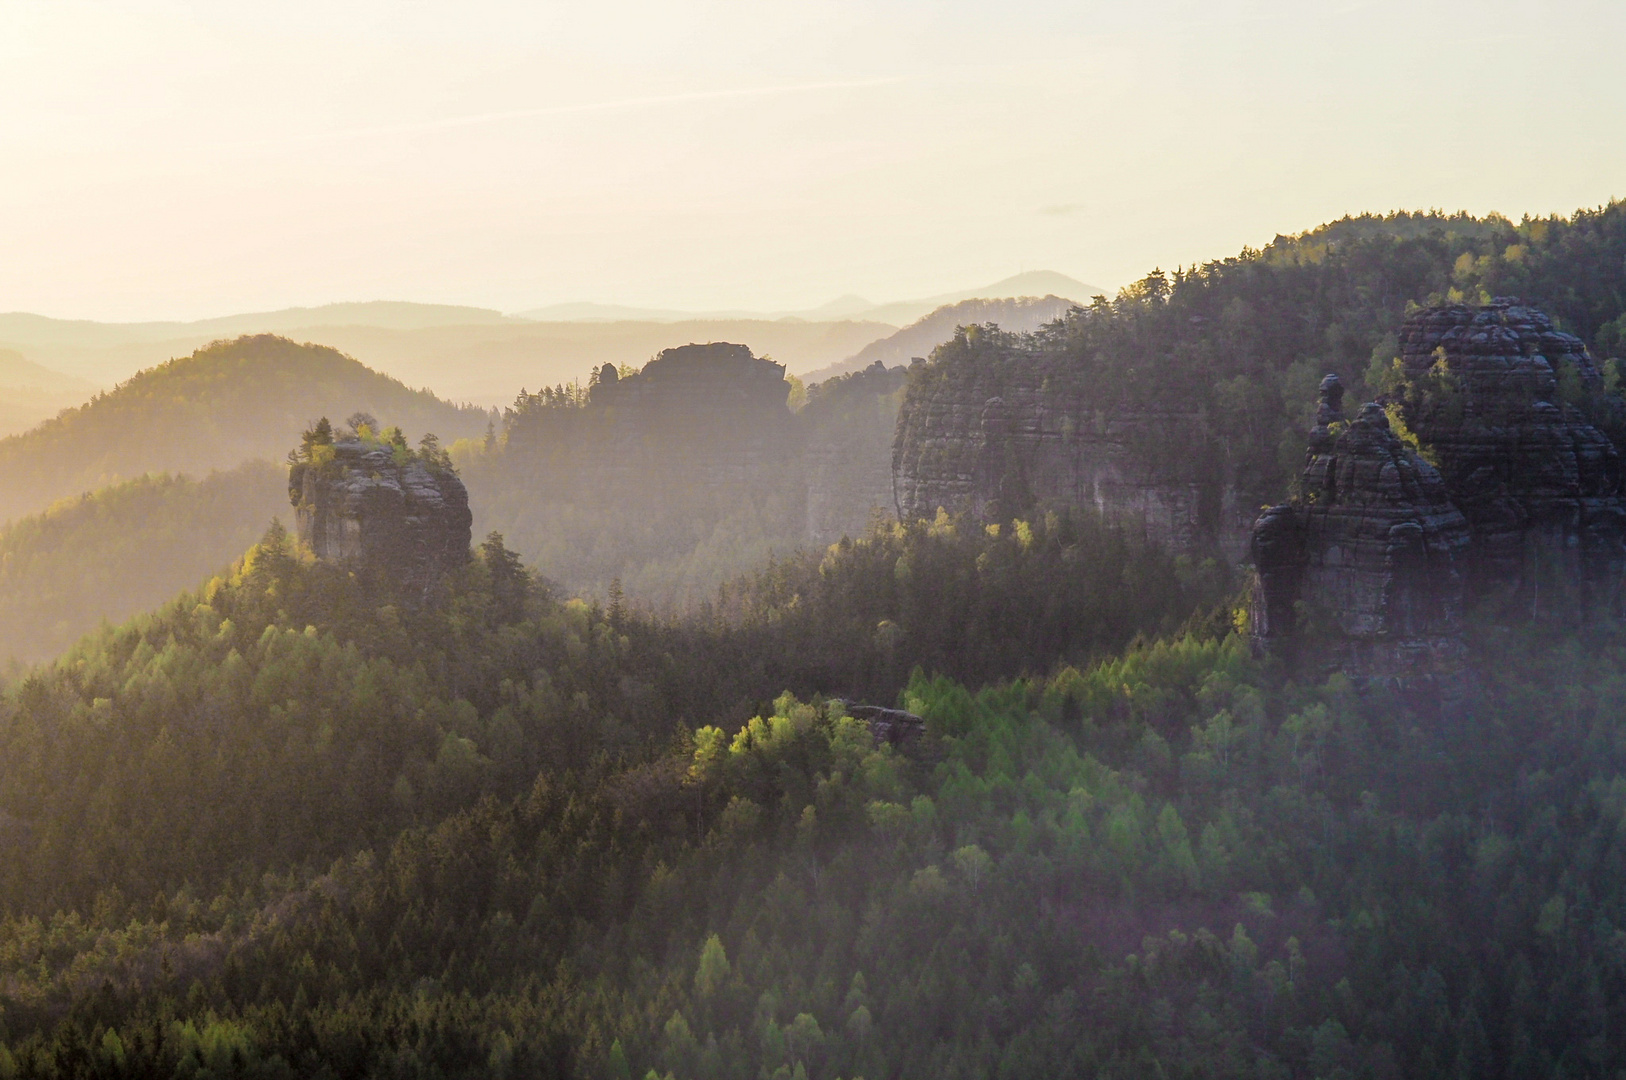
[944,271,1103,303]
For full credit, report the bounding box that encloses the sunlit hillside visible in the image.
[0,334,488,524]
[1,203,1625,1077]
[0,462,288,667]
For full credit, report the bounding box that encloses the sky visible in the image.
[1,0,1623,322]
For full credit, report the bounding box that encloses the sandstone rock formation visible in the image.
[289,435,472,595]
[1251,377,1472,686]
[891,336,1251,560]
[1394,300,1626,609]
[1252,300,1626,685]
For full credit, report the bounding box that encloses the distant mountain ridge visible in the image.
[801,294,1085,384]
[0,348,90,393]
[514,270,1105,326]
[0,301,518,348]
[0,276,1105,404]
[0,309,898,403]
[0,348,95,439]
[0,302,525,388]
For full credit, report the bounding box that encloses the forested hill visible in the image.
[896,203,1626,543]
[0,462,288,667]
[3,509,1626,1075]
[0,334,489,524]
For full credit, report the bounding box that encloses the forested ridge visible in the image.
[0,335,488,526]
[0,463,288,668]
[918,204,1626,515]
[2,204,1626,1077]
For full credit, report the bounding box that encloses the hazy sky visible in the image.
[2,0,1623,321]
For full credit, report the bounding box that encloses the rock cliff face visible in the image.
[891,343,1251,559]
[1395,301,1626,608]
[1251,378,1472,686]
[1252,300,1626,684]
[290,438,472,594]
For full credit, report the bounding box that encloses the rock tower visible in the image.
[289,433,472,595]
[1252,300,1626,687]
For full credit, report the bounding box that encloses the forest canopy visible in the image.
[1,203,1626,1076]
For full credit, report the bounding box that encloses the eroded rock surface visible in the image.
[1396,301,1626,607]
[1252,377,1471,687]
[891,342,1250,559]
[290,438,471,594]
[1253,300,1626,686]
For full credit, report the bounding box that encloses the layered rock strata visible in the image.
[1253,300,1626,685]
[290,438,472,594]
[1251,377,1472,685]
[1394,301,1626,609]
[891,345,1250,559]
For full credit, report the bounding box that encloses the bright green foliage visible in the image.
[0,206,1624,1076]
[1,526,1625,1076]
[687,508,1232,704]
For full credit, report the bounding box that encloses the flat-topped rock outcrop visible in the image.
[289,424,471,595]
[505,343,797,497]
[891,329,1250,559]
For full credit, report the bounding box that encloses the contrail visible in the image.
[237,76,905,148]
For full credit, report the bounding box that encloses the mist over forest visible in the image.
[0,199,1624,1080]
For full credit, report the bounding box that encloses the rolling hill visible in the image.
[0,348,94,438]
[272,317,897,404]
[0,334,489,525]
[0,461,288,666]
[0,310,898,405]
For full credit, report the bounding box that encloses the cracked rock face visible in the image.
[1252,378,1472,688]
[891,344,1250,560]
[290,438,471,594]
[1396,301,1626,607]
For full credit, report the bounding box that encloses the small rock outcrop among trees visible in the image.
[287,416,472,595]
